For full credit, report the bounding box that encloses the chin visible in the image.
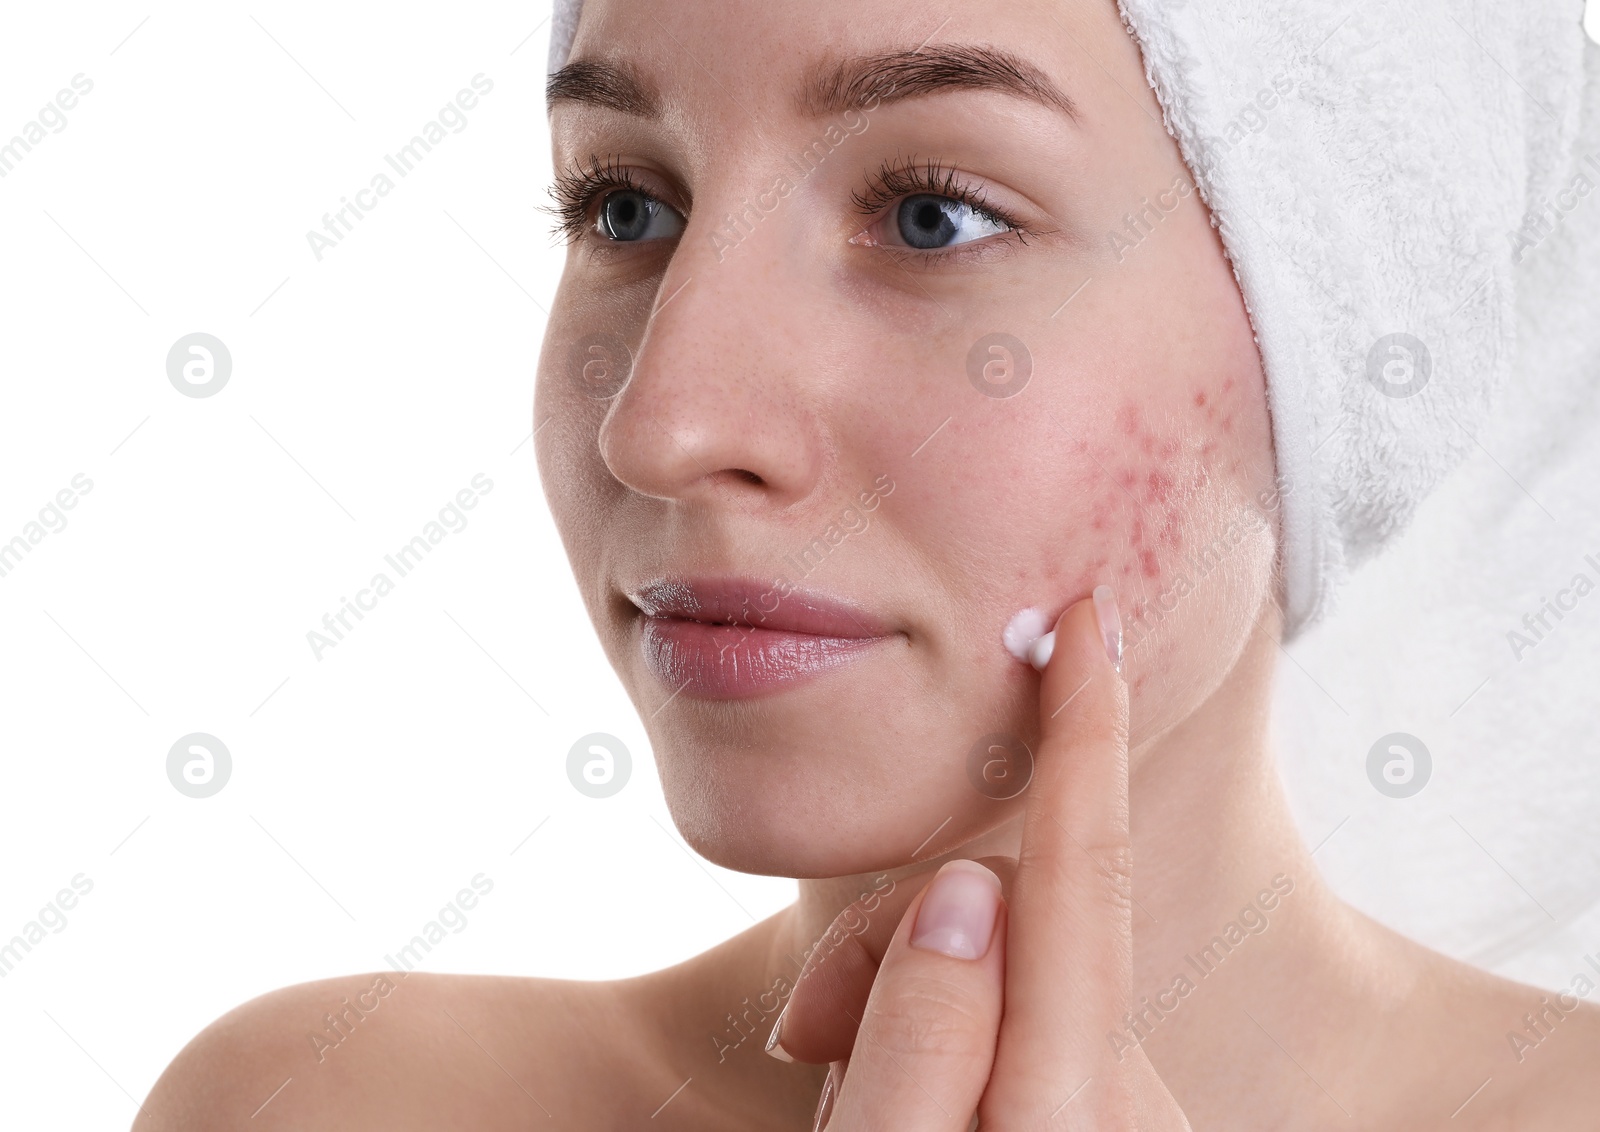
[639,656,1038,878]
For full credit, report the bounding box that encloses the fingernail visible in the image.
[910,860,1002,959]
[764,1002,793,1062]
[1093,584,1123,675]
[812,1064,837,1131]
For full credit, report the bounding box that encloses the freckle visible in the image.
[1193,391,1207,408]
[1140,548,1160,578]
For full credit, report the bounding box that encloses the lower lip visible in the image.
[639,617,889,700]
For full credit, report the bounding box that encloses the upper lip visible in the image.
[627,576,894,639]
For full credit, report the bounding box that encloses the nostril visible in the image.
[729,469,764,486]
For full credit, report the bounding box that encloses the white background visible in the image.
[1,2,1598,1128]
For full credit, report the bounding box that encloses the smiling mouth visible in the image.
[627,576,895,700]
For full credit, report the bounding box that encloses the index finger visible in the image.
[985,585,1132,1123]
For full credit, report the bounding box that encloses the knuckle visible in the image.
[1094,841,1135,904]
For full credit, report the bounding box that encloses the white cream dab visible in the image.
[1002,607,1056,671]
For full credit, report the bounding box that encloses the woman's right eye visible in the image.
[596,189,686,242]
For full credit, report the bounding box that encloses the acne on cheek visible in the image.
[1085,403,1202,584]
[1080,382,1253,629]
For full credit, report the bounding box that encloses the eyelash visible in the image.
[852,156,1029,246]
[546,154,661,245]
[545,154,1029,251]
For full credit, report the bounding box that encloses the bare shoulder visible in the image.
[1480,992,1600,1127]
[133,970,644,1132]
[1411,950,1600,1129]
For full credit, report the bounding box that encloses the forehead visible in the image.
[548,0,1092,126]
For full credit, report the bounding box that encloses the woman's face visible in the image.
[537,0,1280,876]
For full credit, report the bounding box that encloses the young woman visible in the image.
[136,0,1600,1127]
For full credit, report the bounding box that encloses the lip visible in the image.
[627,577,895,700]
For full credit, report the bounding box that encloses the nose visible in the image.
[597,224,825,508]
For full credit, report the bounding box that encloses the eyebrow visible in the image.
[799,45,1078,119]
[546,44,1077,121]
[546,59,661,118]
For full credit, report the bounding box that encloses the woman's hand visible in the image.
[772,589,1192,1130]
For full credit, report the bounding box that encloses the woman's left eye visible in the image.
[867,194,1012,250]
[596,189,686,242]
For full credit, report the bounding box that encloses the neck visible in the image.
[771,598,1380,1119]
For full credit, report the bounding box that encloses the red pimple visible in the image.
[1118,405,1140,435]
[1194,391,1207,408]
[1139,548,1160,578]
[1146,470,1174,503]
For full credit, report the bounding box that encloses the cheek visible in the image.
[897,362,1272,722]
[1086,378,1275,707]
